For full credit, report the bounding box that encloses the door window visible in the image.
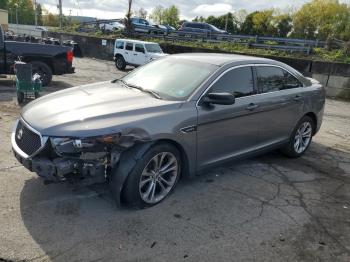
[125,43,133,51]
[135,44,145,53]
[210,67,255,98]
[115,41,124,49]
[257,66,302,93]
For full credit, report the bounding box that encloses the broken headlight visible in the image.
[50,134,121,155]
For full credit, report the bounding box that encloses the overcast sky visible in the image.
[40,0,349,20]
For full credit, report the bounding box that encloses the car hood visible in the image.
[21,81,182,137]
[148,53,167,58]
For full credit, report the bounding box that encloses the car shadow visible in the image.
[19,142,350,261]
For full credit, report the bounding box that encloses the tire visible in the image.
[115,56,126,70]
[281,115,315,158]
[34,92,40,99]
[29,61,52,87]
[120,143,181,209]
[17,91,24,104]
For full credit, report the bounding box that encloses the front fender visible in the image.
[109,142,154,207]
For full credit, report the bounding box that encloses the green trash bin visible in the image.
[14,62,42,104]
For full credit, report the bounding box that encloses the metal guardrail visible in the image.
[131,31,318,54]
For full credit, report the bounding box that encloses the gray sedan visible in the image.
[11,54,325,208]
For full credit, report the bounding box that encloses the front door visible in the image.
[124,42,134,64]
[133,44,146,65]
[196,66,260,169]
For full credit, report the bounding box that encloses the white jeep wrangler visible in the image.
[114,39,167,70]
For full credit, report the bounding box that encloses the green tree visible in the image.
[163,5,179,27]
[42,8,59,27]
[240,10,276,36]
[240,11,257,35]
[149,5,164,24]
[273,14,292,37]
[206,12,238,34]
[293,0,350,40]
[0,0,8,10]
[251,9,276,36]
[150,5,180,27]
[8,0,35,25]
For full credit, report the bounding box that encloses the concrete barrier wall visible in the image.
[48,32,350,99]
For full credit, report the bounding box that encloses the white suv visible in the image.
[114,39,167,70]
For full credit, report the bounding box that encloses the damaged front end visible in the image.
[12,118,151,185]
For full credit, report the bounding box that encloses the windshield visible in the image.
[121,57,218,100]
[145,44,163,53]
[210,24,222,31]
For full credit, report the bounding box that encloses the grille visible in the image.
[15,120,42,156]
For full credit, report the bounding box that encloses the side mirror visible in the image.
[201,92,235,105]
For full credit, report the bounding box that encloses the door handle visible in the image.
[125,52,128,54]
[134,54,138,55]
[246,103,259,111]
[293,95,302,101]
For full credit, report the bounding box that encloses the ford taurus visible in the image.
[11,54,325,208]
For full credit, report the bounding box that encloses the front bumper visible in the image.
[13,149,106,183]
[11,119,105,183]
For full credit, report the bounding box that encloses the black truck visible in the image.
[0,26,75,86]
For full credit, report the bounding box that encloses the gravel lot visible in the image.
[0,58,349,262]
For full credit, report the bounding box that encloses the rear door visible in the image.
[253,65,304,146]
[196,66,260,169]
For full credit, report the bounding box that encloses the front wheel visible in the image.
[115,56,126,70]
[282,115,315,158]
[121,143,181,209]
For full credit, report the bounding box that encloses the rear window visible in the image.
[115,41,124,49]
[125,42,133,51]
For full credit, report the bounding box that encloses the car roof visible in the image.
[171,53,275,66]
[116,39,157,45]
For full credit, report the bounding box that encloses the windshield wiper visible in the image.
[115,79,162,99]
[127,83,162,99]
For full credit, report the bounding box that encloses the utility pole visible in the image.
[15,3,18,32]
[225,13,228,31]
[34,0,38,26]
[58,0,63,29]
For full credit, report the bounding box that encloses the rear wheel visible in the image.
[121,143,181,208]
[282,115,315,158]
[30,61,52,86]
[115,56,126,70]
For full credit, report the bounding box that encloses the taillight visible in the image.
[67,50,73,63]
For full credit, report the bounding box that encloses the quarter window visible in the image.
[116,41,124,49]
[125,43,133,51]
[210,67,255,98]
[135,44,145,53]
[257,66,302,93]
[283,70,302,89]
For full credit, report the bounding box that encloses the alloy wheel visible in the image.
[139,152,179,204]
[294,122,312,154]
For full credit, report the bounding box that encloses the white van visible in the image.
[113,39,167,70]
